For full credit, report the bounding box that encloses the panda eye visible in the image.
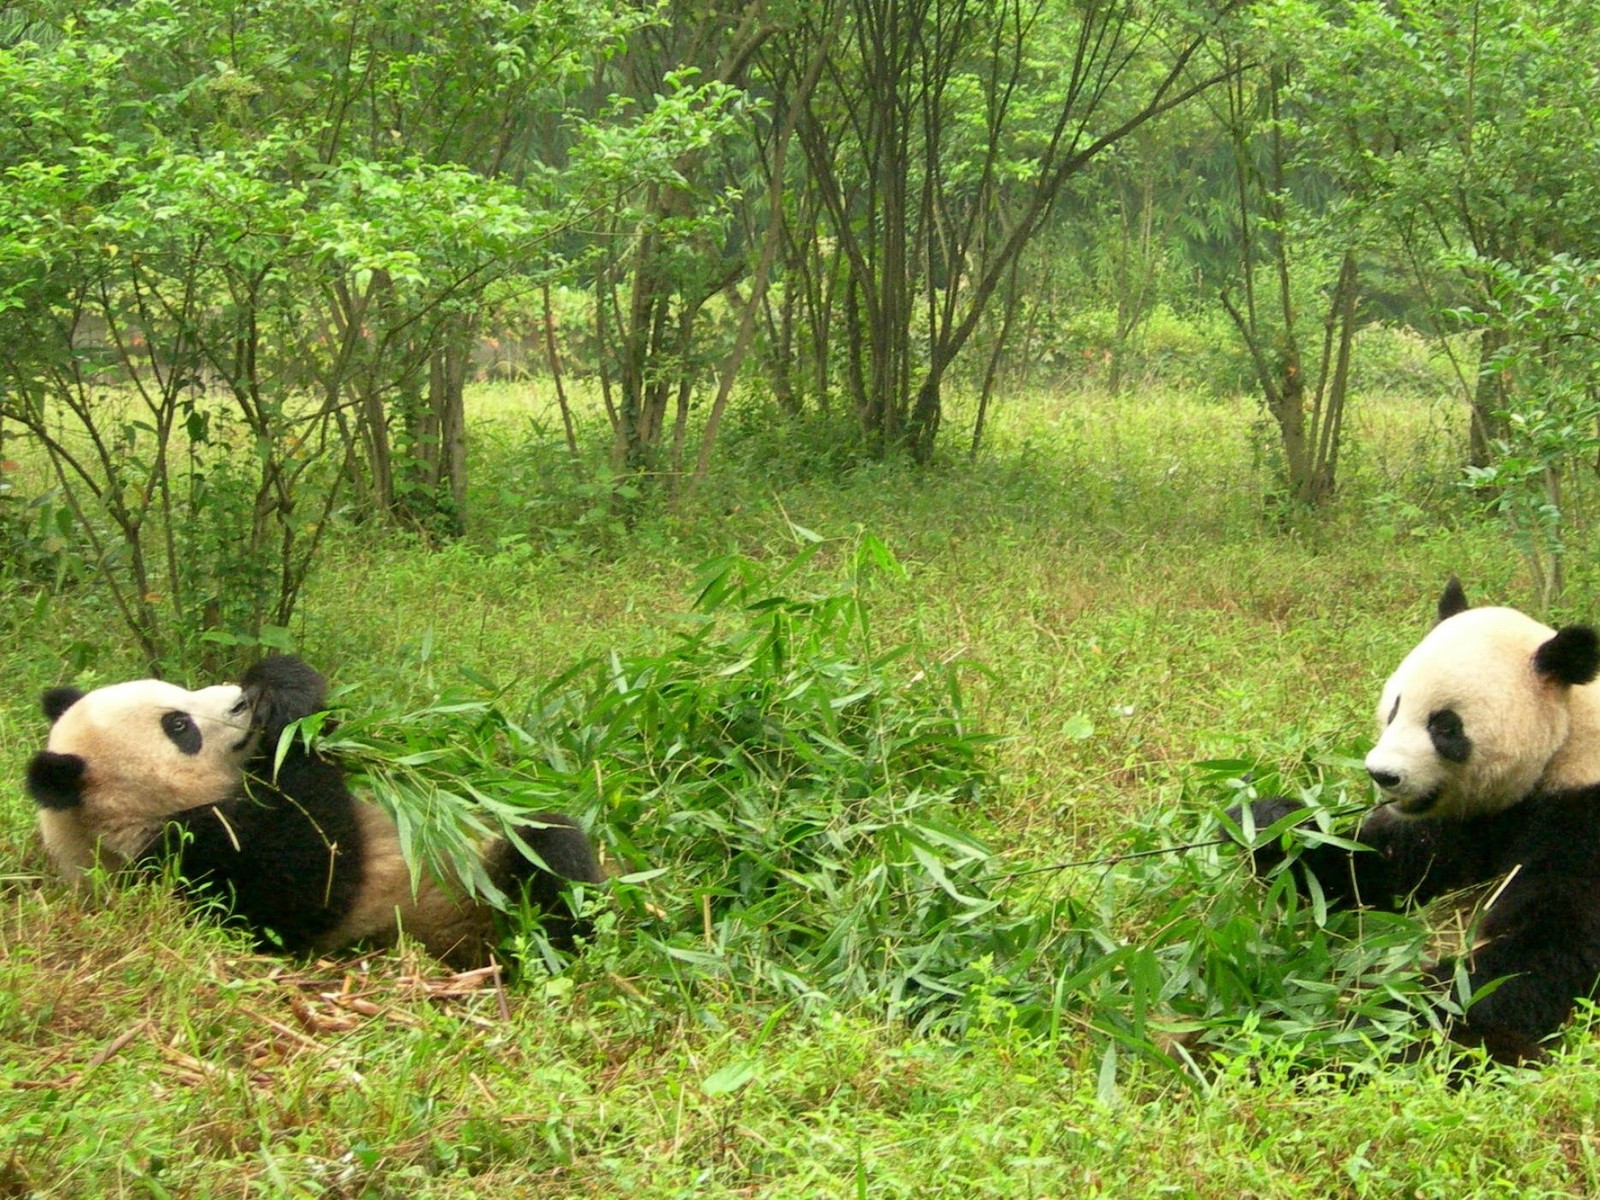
[1426,708,1471,764]
[1386,696,1400,726]
[1428,710,1462,737]
[161,711,203,756]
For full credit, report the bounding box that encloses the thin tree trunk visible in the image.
[427,336,469,531]
[970,250,1024,461]
[688,12,834,492]
[1471,325,1508,468]
[542,282,579,457]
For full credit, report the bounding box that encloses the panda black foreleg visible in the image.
[241,655,329,748]
[1230,797,1399,910]
[1231,798,1496,912]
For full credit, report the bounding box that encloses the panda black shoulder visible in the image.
[1485,783,1600,877]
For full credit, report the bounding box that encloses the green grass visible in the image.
[6,382,1600,1197]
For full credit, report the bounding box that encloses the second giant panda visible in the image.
[25,655,602,968]
[1235,579,1600,1064]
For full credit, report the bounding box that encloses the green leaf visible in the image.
[1096,1043,1118,1106]
[1062,714,1095,740]
[700,1062,756,1096]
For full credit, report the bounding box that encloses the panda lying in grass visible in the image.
[1235,580,1600,1065]
[26,655,601,968]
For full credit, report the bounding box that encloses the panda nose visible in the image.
[1368,767,1402,790]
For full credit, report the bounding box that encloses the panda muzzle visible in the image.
[1393,789,1441,817]
[27,751,87,810]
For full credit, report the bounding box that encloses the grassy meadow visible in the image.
[6,379,1600,1198]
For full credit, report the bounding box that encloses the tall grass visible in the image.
[5,383,1600,1197]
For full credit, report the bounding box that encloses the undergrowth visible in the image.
[311,534,1470,1085]
[5,385,1592,1197]
[323,534,1044,1029]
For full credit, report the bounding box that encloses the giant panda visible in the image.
[1235,579,1600,1064]
[25,654,602,969]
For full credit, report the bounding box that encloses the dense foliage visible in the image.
[0,0,734,666]
[4,0,1598,661]
[2,0,1593,1078]
[3,1,1600,1189]
[318,537,1034,1023]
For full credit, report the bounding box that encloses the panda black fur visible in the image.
[1235,580,1600,1064]
[26,655,602,968]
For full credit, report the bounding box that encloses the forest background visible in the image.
[3,0,1600,1195]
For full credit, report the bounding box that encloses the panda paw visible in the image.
[1224,796,1309,877]
[242,655,329,740]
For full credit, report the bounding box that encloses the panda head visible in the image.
[24,655,329,881]
[1365,579,1600,820]
[25,676,257,876]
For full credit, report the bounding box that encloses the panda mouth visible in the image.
[226,695,255,752]
[1395,789,1441,817]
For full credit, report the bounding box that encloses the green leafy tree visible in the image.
[578,0,832,504]
[1289,0,1600,467]
[1460,255,1600,609]
[770,0,1243,463]
[1261,0,1600,589]
[0,0,735,668]
[1215,46,1363,506]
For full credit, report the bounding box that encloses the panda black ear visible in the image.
[1535,626,1600,687]
[1436,577,1469,623]
[41,687,84,723]
[27,750,87,810]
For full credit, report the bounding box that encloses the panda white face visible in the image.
[29,678,256,879]
[1366,603,1597,820]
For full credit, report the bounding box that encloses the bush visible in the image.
[328,536,1058,1028]
[323,539,1456,1073]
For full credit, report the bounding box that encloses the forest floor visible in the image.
[5,383,1600,1198]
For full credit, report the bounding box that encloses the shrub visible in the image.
[326,537,1058,1028]
[321,539,1454,1074]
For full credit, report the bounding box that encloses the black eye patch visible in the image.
[161,711,203,756]
[1386,695,1400,726]
[1427,708,1471,764]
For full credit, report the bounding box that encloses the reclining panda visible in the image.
[26,654,601,969]
[1236,580,1600,1064]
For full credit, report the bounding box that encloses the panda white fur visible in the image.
[25,655,602,969]
[1237,579,1600,1064]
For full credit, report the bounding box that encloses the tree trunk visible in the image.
[427,336,470,533]
[361,384,394,515]
[541,282,579,457]
[907,372,942,465]
[1471,325,1509,468]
